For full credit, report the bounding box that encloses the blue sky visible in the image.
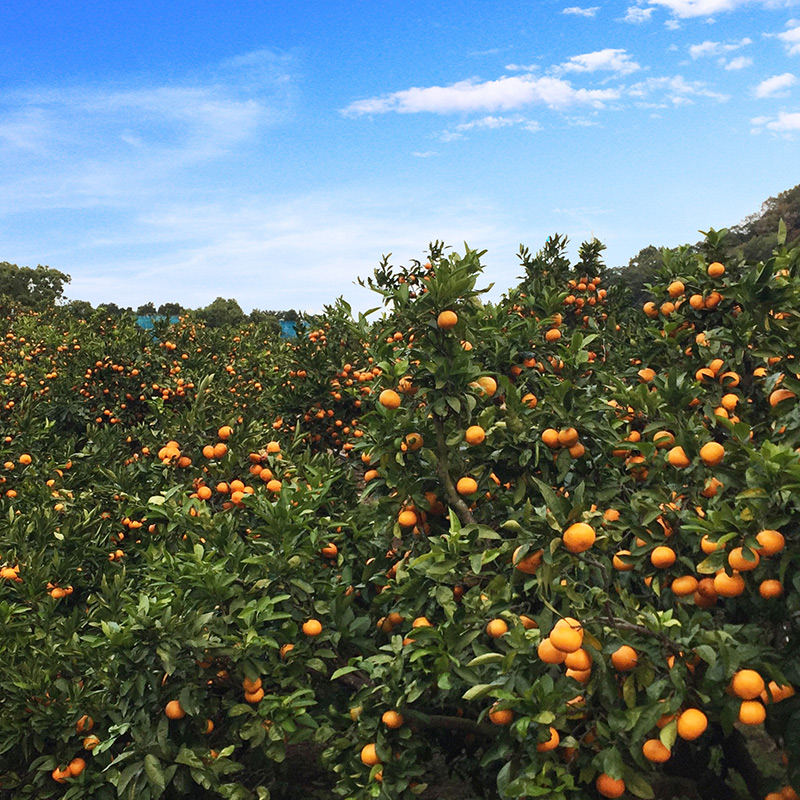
[1,0,798,313]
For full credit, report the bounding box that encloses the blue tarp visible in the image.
[136,315,180,330]
[280,320,298,339]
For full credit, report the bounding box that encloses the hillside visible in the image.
[609,183,800,303]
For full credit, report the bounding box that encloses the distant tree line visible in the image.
[5,182,799,323]
[0,266,298,334]
[607,182,800,304]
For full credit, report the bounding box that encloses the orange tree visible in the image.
[0,230,798,800]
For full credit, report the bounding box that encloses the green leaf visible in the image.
[624,771,655,799]
[331,665,360,680]
[660,719,678,750]
[466,653,504,667]
[144,754,165,796]
[462,683,495,701]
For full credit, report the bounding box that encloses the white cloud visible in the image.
[438,115,542,140]
[777,21,800,55]
[755,72,797,97]
[751,110,800,134]
[343,74,619,116]
[558,48,642,75]
[55,190,516,312]
[651,0,794,17]
[505,63,540,72]
[689,37,750,58]
[411,151,438,158]
[724,56,753,69]
[623,5,656,22]
[562,6,600,16]
[628,75,729,102]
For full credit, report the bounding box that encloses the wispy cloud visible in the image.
[0,49,294,213]
[438,115,541,141]
[557,48,641,75]
[777,20,800,55]
[751,110,800,135]
[562,6,599,16]
[724,56,753,70]
[622,5,656,22]
[755,72,797,97]
[688,37,751,58]
[628,75,729,103]
[648,0,791,18]
[342,74,619,116]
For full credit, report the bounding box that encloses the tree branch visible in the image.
[432,416,476,527]
[403,708,499,738]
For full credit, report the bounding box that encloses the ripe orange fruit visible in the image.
[557,427,579,447]
[512,546,543,574]
[302,619,323,636]
[536,726,560,752]
[212,442,228,459]
[562,522,596,554]
[280,643,295,659]
[731,669,765,700]
[699,441,724,466]
[398,509,418,528]
[667,446,691,468]
[242,676,262,693]
[475,376,498,397]
[667,574,697,597]
[650,546,676,569]
[456,476,478,495]
[596,773,626,798]
[465,425,486,445]
[756,529,785,556]
[382,710,404,729]
[68,758,86,777]
[545,328,562,342]
[550,618,583,653]
[83,735,100,750]
[668,280,685,298]
[75,714,94,733]
[611,645,638,671]
[714,570,745,597]
[165,700,186,720]
[642,738,671,762]
[521,393,538,408]
[245,688,264,704]
[437,310,458,330]
[738,699,766,725]
[538,637,567,664]
[707,261,725,278]
[52,766,72,783]
[759,579,783,599]
[613,550,634,571]
[728,547,759,571]
[360,743,381,766]
[519,614,538,630]
[677,708,707,740]
[542,428,560,448]
[321,542,338,558]
[218,425,233,440]
[769,388,797,407]
[404,432,424,451]
[488,704,514,725]
[379,389,401,409]
[564,648,592,671]
[486,618,508,638]
[638,367,656,382]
